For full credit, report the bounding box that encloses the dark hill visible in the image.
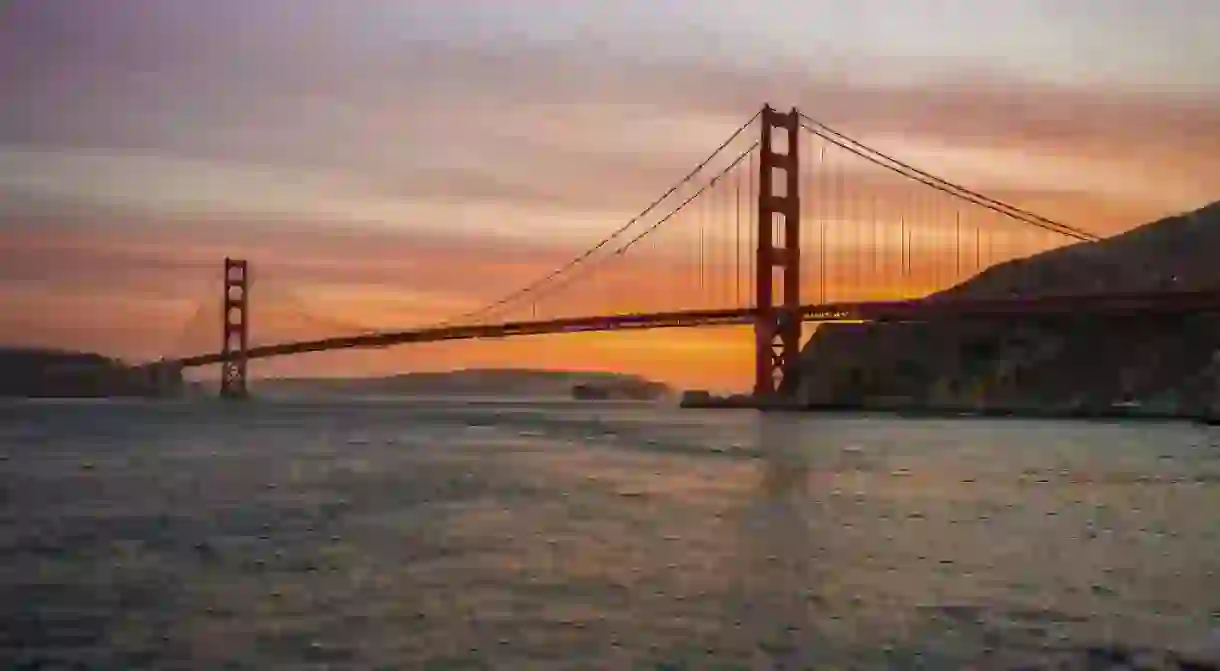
[0,348,182,398]
[795,200,1220,416]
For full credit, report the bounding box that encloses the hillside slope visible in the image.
[795,200,1220,415]
[0,348,183,398]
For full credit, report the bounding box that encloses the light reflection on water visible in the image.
[1,399,1219,669]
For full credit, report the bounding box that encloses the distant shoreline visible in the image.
[680,398,1220,424]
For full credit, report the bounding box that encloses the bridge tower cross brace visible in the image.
[753,105,802,400]
[220,257,250,399]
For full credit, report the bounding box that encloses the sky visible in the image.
[2,0,1219,390]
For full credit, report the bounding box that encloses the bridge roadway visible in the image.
[172,289,1220,368]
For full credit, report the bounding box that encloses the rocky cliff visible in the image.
[796,200,1220,415]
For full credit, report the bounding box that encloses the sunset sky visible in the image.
[3,1,1220,391]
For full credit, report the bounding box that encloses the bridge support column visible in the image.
[753,105,802,402]
[220,257,250,400]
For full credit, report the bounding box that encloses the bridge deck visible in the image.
[171,289,1220,367]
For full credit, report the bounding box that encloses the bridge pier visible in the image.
[220,257,250,400]
[753,105,803,403]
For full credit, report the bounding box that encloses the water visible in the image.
[2,399,1220,669]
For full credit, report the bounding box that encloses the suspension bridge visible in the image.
[141,105,1220,402]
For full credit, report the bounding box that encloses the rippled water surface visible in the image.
[3,399,1220,669]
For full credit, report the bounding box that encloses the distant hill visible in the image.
[796,199,1220,416]
[0,348,183,398]
[258,369,674,400]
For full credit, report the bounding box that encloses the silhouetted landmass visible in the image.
[259,369,673,400]
[0,348,183,398]
[571,378,670,400]
[797,200,1220,417]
